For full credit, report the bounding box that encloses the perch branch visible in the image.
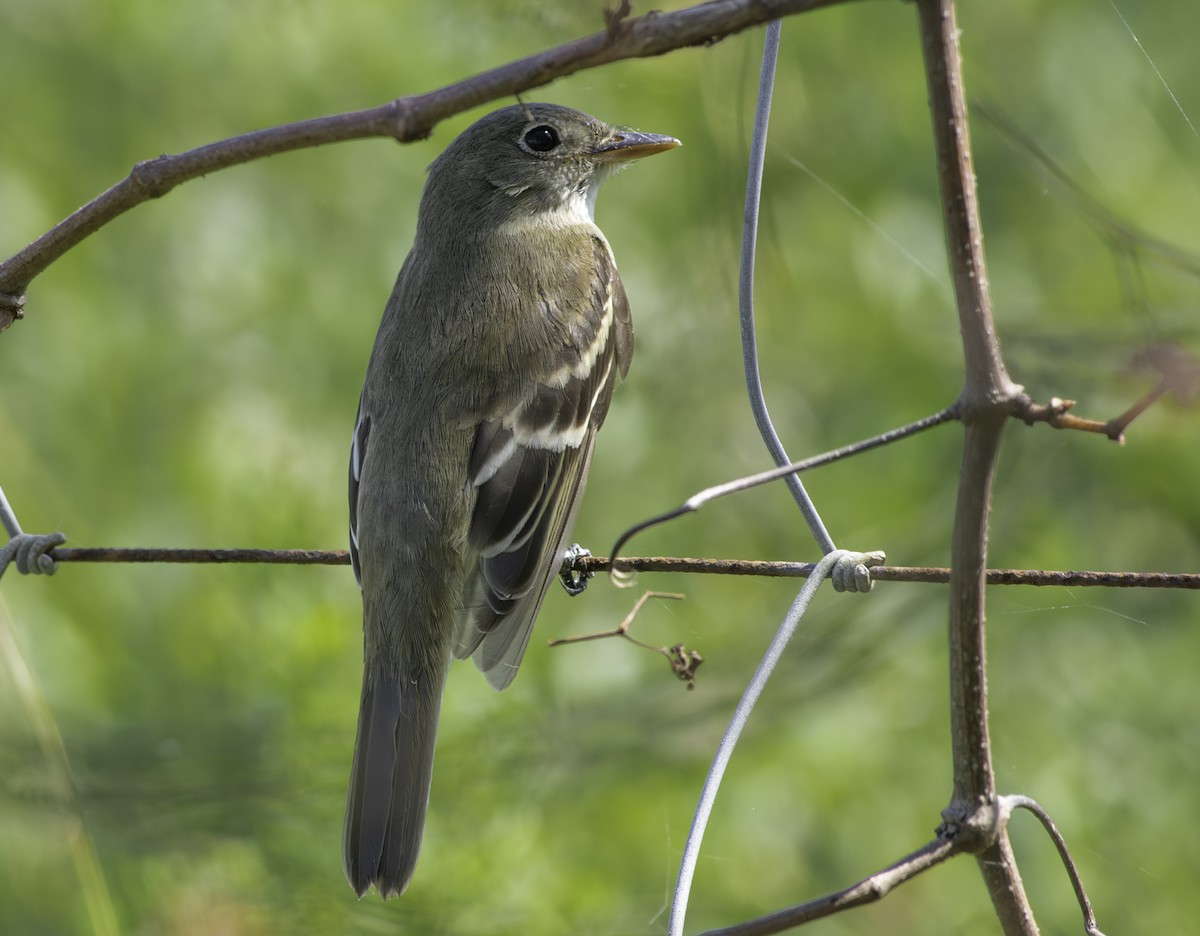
[0,0,851,333]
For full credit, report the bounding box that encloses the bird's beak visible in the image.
[591,130,681,162]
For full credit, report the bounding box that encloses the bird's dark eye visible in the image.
[523,125,560,152]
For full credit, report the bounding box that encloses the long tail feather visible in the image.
[343,662,446,898]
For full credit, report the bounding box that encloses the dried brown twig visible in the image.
[547,591,702,689]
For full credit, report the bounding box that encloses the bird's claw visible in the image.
[559,543,593,596]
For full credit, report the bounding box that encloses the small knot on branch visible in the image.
[129,156,177,199]
[382,97,436,144]
[0,291,25,333]
[938,796,1001,855]
[603,0,634,43]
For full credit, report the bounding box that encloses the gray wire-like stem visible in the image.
[1002,796,1107,936]
[0,486,23,540]
[609,407,954,568]
[668,549,846,936]
[738,22,835,554]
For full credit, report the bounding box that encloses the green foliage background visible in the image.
[3,1,1199,933]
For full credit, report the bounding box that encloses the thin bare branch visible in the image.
[0,0,850,333]
[916,0,1036,931]
[1106,343,1200,435]
[1003,796,1108,936]
[547,591,701,687]
[696,836,961,936]
[1009,344,1200,444]
[920,0,1000,792]
[1012,395,1124,442]
[546,590,686,646]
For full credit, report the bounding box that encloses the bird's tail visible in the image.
[343,659,447,898]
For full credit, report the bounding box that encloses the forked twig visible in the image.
[547,591,700,688]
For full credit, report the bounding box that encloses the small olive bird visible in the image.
[344,103,679,897]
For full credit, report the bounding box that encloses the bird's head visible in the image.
[420,103,679,234]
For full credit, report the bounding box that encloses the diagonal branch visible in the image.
[0,0,852,333]
[696,836,962,936]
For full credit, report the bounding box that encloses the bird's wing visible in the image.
[455,236,633,690]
